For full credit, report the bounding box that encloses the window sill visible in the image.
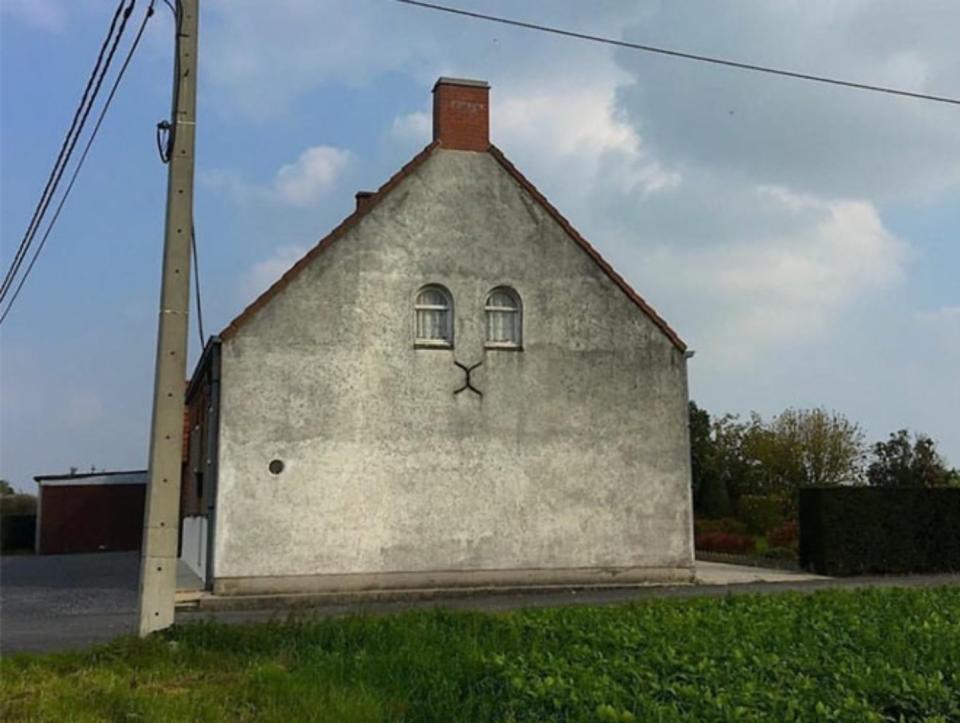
[485,343,523,351]
[414,340,454,350]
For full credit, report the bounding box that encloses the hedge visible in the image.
[799,487,960,576]
[1,514,36,552]
[694,531,754,554]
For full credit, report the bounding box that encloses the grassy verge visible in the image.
[3,587,959,722]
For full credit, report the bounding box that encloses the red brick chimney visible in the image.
[432,77,490,151]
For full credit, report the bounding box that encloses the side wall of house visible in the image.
[213,149,693,593]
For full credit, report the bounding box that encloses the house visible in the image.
[181,78,694,595]
[34,469,146,555]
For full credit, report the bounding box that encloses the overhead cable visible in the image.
[0,2,156,325]
[0,1,130,303]
[191,223,205,346]
[395,0,960,106]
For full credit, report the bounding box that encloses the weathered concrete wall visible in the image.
[214,149,693,591]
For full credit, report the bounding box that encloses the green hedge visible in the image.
[799,487,960,576]
[1,514,35,552]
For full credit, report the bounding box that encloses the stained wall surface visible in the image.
[213,148,694,592]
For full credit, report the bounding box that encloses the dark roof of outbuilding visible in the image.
[34,469,147,483]
[219,142,686,351]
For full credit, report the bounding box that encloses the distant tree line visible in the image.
[690,403,959,518]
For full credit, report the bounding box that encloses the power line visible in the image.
[0,2,156,325]
[0,0,130,303]
[395,0,960,107]
[191,223,205,346]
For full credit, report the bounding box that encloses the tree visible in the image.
[0,479,14,495]
[710,413,756,509]
[867,430,960,488]
[743,408,866,496]
[690,404,870,518]
[689,402,732,517]
[689,401,710,505]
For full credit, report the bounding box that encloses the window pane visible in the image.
[417,289,447,308]
[485,288,521,345]
[415,286,452,343]
[417,307,448,340]
[487,310,516,343]
[487,290,517,310]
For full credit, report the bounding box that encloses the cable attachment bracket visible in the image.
[155,120,172,163]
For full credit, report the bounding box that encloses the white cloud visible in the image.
[202,146,353,208]
[390,111,431,145]
[645,188,908,366]
[493,80,680,198]
[273,146,353,206]
[1,0,67,32]
[242,244,308,300]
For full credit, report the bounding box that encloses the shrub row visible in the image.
[693,517,748,536]
[694,531,754,554]
[1,514,35,552]
[767,520,799,550]
[799,487,960,576]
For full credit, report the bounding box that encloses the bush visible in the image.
[694,517,748,536]
[1,514,35,552]
[0,494,36,517]
[767,520,799,550]
[694,531,755,554]
[799,487,960,575]
[738,494,785,534]
[762,547,797,560]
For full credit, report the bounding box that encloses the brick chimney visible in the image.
[432,77,490,151]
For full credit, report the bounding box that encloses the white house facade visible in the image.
[181,78,695,596]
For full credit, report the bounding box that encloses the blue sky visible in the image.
[2,0,958,491]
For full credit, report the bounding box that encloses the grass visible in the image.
[2,587,959,722]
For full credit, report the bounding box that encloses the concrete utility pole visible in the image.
[138,0,199,636]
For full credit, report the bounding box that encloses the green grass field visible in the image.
[3,587,959,722]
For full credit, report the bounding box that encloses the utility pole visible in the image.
[138,0,198,636]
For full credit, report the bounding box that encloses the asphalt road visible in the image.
[3,552,958,655]
[1,552,140,654]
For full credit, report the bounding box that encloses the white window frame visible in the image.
[414,284,454,348]
[484,286,522,349]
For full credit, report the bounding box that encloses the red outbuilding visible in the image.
[34,470,146,555]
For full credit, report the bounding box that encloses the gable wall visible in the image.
[213,149,693,589]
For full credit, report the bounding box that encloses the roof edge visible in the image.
[487,145,687,352]
[219,140,441,341]
[34,469,148,483]
[186,335,221,401]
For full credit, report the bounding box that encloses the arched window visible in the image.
[485,287,522,348]
[415,285,453,346]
